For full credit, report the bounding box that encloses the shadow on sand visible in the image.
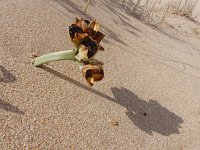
[0,66,23,114]
[48,0,141,46]
[40,65,183,136]
[0,99,25,115]
[51,0,193,46]
[0,65,16,83]
[112,87,183,136]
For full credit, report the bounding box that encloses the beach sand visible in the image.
[1,0,200,149]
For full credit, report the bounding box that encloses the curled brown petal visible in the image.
[69,25,83,39]
[72,33,88,48]
[69,17,105,56]
[82,63,104,86]
[73,17,83,28]
[89,20,100,32]
[92,31,105,43]
[81,20,91,33]
[99,45,105,51]
[72,17,91,34]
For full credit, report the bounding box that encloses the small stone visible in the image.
[143,112,147,116]
[32,52,39,58]
[109,118,119,127]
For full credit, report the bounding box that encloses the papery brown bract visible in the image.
[69,17,105,50]
[69,18,106,87]
[81,61,104,87]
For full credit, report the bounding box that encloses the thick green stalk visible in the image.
[33,50,74,66]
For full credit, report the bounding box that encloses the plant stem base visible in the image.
[33,50,74,66]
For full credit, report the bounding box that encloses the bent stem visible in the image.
[33,50,75,66]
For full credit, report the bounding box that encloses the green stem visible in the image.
[33,50,75,66]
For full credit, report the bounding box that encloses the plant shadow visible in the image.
[0,65,16,83]
[40,65,183,136]
[111,87,183,136]
[0,99,25,115]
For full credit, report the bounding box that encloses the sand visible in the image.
[1,0,200,149]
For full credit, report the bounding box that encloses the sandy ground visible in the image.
[1,0,200,149]
[193,0,200,21]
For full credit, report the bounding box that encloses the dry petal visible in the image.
[73,33,88,47]
[89,20,100,32]
[93,31,105,43]
[73,17,83,28]
[81,62,104,86]
[99,45,105,51]
[81,20,90,33]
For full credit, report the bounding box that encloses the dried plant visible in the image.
[120,0,199,26]
[84,0,91,14]
[33,17,106,87]
[170,0,198,18]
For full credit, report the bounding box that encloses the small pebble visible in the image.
[32,52,39,58]
[109,118,119,127]
[143,112,147,116]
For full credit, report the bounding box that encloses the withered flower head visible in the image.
[33,17,106,87]
[69,17,105,50]
[69,17,105,86]
[81,60,104,87]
